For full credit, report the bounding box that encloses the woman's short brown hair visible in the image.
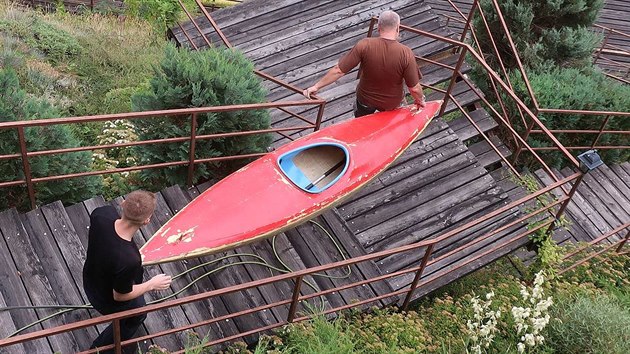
[122,190,156,225]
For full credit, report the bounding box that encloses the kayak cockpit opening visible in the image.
[277,142,350,193]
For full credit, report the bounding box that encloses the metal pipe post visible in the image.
[439,48,468,117]
[287,276,304,322]
[17,127,36,209]
[401,244,434,311]
[187,113,198,187]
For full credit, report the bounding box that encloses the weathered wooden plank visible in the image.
[610,163,630,193]
[596,165,630,212]
[242,0,439,60]
[447,109,498,142]
[172,0,315,45]
[234,242,291,321]
[386,211,527,292]
[567,167,629,225]
[202,249,278,344]
[64,202,91,250]
[340,141,473,221]
[258,4,439,75]
[0,217,44,354]
[301,217,380,309]
[350,164,491,241]
[533,170,604,242]
[376,186,511,272]
[284,227,347,309]
[160,185,241,342]
[467,135,512,168]
[0,208,82,352]
[149,188,239,344]
[340,125,460,204]
[20,208,94,350]
[267,233,332,315]
[320,210,396,305]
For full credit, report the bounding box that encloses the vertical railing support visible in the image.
[458,0,478,43]
[287,276,304,323]
[439,47,468,117]
[187,113,198,187]
[590,115,611,149]
[594,28,611,64]
[543,173,585,237]
[616,228,630,253]
[17,127,36,210]
[512,116,538,166]
[401,244,434,311]
[113,319,122,354]
[314,103,326,131]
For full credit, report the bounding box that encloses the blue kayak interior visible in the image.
[277,142,349,193]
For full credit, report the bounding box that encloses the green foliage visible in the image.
[347,308,433,353]
[275,315,355,354]
[547,295,630,354]
[0,1,166,118]
[0,15,82,64]
[131,44,272,187]
[0,68,101,209]
[507,67,630,166]
[473,0,603,70]
[124,0,197,33]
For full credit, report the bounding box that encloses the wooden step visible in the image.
[447,108,498,143]
[467,135,512,169]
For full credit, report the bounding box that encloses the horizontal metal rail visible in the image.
[0,174,578,353]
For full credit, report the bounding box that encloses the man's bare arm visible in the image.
[303,65,346,98]
[113,273,172,302]
[408,82,426,109]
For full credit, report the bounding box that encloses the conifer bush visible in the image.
[0,69,102,209]
[131,44,272,187]
[506,67,630,166]
[473,0,603,70]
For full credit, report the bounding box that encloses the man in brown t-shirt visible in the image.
[303,10,425,117]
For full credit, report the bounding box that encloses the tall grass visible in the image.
[0,0,166,117]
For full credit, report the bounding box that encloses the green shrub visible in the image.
[506,67,630,166]
[348,308,433,353]
[0,15,82,63]
[267,316,355,354]
[131,44,272,187]
[473,0,603,70]
[547,295,630,354]
[0,68,102,209]
[124,0,198,33]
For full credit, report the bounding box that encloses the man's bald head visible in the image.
[378,10,400,32]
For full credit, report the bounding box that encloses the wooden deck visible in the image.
[491,162,630,263]
[3,0,619,353]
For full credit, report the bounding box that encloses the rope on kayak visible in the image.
[2,220,352,338]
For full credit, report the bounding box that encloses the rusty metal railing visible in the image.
[1,4,627,353]
[465,0,630,158]
[0,0,328,210]
[0,102,326,210]
[0,172,582,353]
[593,24,630,84]
[558,222,630,275]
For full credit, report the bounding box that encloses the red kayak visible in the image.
[140,101,442,265]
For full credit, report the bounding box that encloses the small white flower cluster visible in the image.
[98,120,138,146]
[467,291,501,354]
[94,120,138,169]
[511,271,553,353]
